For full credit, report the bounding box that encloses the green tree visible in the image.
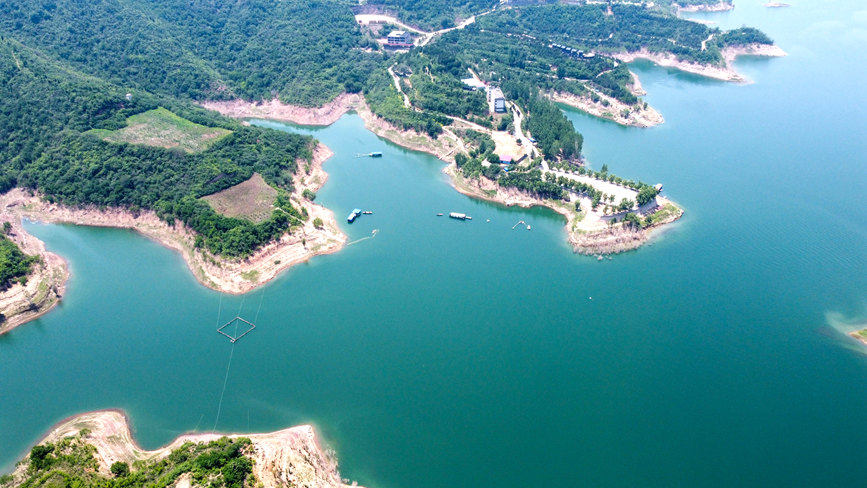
[110,461,130,477]
[29,444,54,471]
[455,152,468,168]
[636,186,658,205]
[618,198,635,211]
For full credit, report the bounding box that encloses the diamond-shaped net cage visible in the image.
[217,316,256,343]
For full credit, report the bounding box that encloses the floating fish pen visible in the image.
[217,316,256,343]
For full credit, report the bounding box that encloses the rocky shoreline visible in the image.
[0,215,67,335]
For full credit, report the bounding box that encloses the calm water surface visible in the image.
[2,1,866,486]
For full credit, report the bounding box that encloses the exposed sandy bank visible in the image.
[549,89,664,128]
[613,44,787,82]
[850,330,867,347]
[10,410,357,488]
[628,70,647,96]
[444,165,683,255]
[722,43,788,65]
[0,215,67,335]
[0,144,346,298]
[613,49,744,81]
[203,95,461,163]
[676,2,733,12]
[201,93,363,127]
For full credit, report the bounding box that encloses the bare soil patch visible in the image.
[202,173,277,223]
[491,130,526,159]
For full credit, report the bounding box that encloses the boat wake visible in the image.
[347,229,379,246]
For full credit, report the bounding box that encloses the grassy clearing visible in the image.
[201,173,277,223]
[90,107,231,153]
[240,270,260,282]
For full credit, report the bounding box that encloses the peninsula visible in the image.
[0,410,357,488]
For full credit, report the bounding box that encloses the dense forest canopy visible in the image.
[478,4,773,65]
[0,0,380,106]
[1,36,313,257]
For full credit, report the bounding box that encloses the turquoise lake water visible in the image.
[2,1,867,486]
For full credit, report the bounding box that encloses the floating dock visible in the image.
[347,208,362,223]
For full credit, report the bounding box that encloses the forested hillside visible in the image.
[361,0,497,30]
[1,36,313,257]
[478,4,774,65]
[0,0,380,106]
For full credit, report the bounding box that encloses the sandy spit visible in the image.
[10,410,358,488]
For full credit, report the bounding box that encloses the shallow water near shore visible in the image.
[2,1,867,486]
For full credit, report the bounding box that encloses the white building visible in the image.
[387,30,412,46]
[487,86,506,114]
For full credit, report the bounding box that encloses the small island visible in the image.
[0,410,357,488]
